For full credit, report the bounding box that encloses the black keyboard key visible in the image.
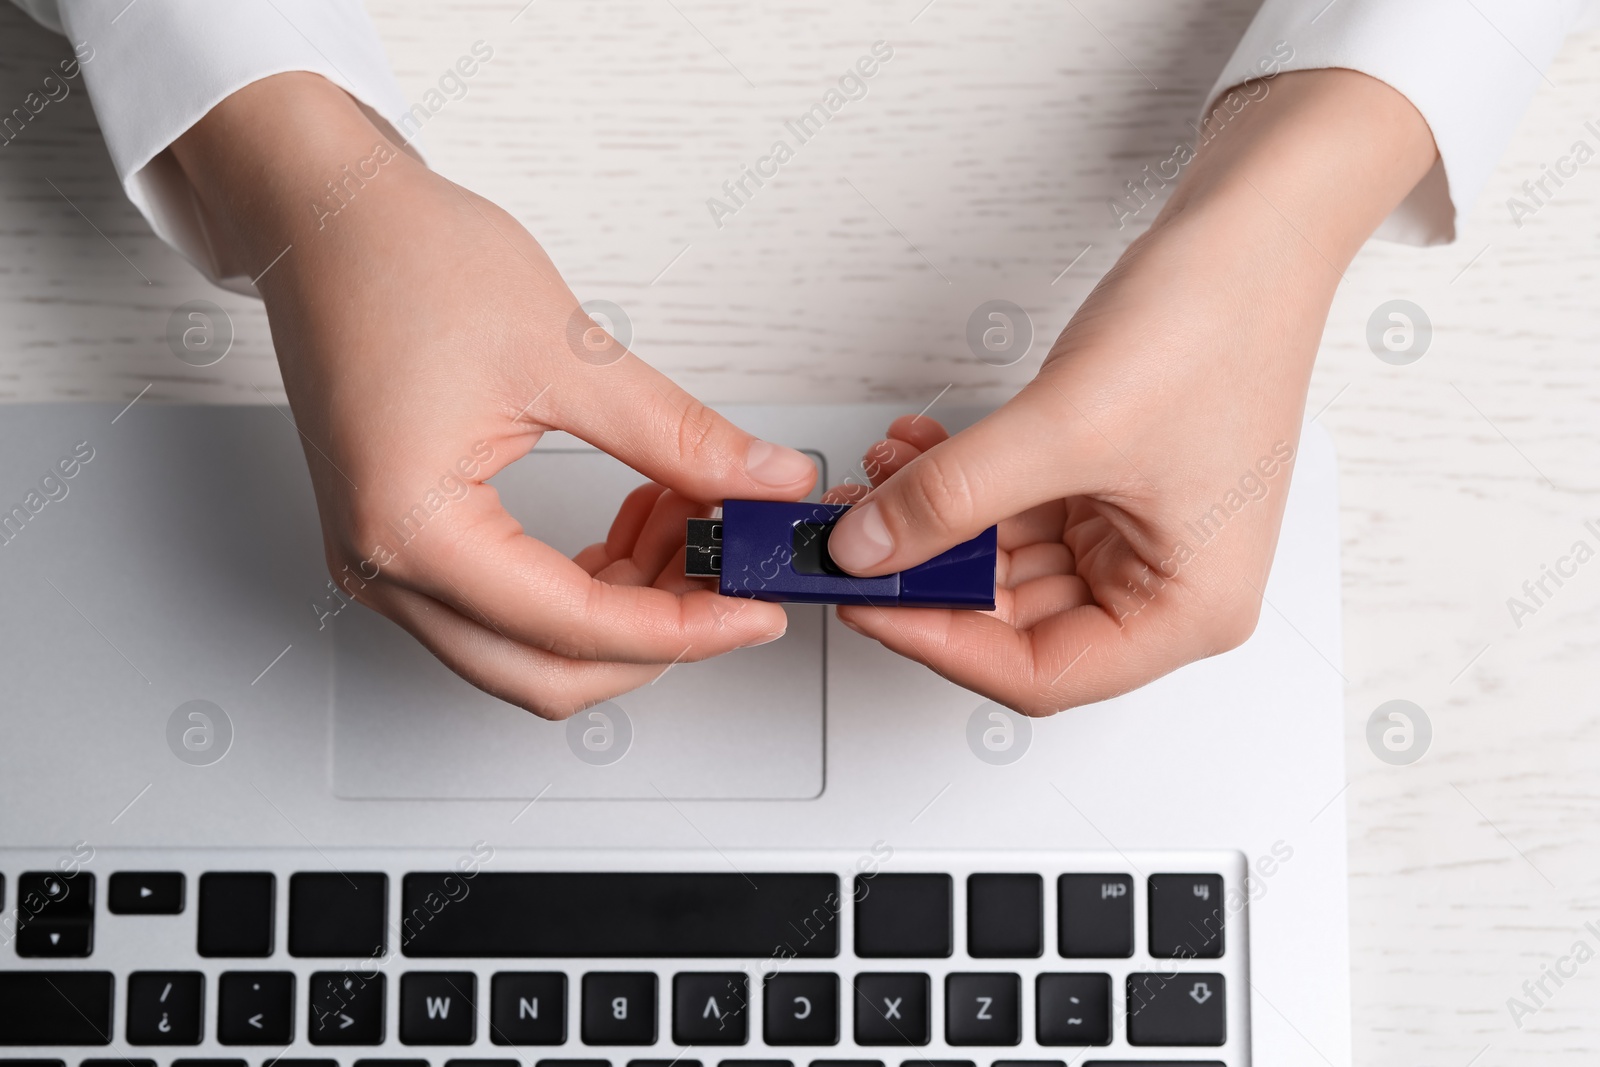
[0,1060,63,1067]
[942,973,1018,1046]
[126,971,205,1045]
[898,1061,972,1067]
[84,1061,155,1067]
[582,973,656,1045]
[993,1062,1065,1067]
[352,1061,426,1067]
[717,1062,791,1067]
[966,875,1041,958]
[0,972,112,1045]
[810,1062,881,1067]
[401,972,477,1045]
[673,972,747,1045]
[1125,973,1225,1046]
[539,1062,612,1067]
[763,973,838,1045]
[1056,875,1132,958]
[171,1061,248,1067]
[217,972,294,1044]
[403,873,838,958]
[15,872,94,958]
[630,1062,702,1067]
[490,972,566,1045]
[308,971,385,1044]
[264,1060,340,1067]
[199,873,275,958]
[109,872,186,914]
[1035,973,1110,1046]
[1147,875,1224,959]
[1083,1062,1225,1066]
[854,875,950,958]
[16,872,93,917]
[290,873,388,958]
[451,1061,525,1067]
[852,974,928,1046]
[15,923,91,957]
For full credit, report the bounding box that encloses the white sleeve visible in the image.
[11,0,415,294]
[1204,0,1600,245]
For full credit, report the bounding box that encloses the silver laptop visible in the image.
[0,401,1350,1066]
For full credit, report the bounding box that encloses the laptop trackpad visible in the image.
[330,448,826,800]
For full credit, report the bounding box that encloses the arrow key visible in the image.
[110,872,186,914]
[16,872,95,957]
[219,972,295,1045]
[1125,973,1225,1047]
[16,921,92,957]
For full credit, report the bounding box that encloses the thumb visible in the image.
[826,391,1091,576]
[559,355,817,502]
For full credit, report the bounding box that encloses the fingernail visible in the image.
[744,629,785,647]
[746,439,814,488]
[828,500,893,572]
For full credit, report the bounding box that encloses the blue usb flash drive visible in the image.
[685,499,997,609]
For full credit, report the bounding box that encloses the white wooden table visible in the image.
[4,2,1599,1061]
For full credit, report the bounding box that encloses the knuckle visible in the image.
[673,397,724,468]
[1024,694,1062,716]
[504,675,603,722]
[1211,596,1263,652]
[1016,694,1061,718]
[898,452,978,535]
[323,529,387,597]
[341,508,410,579]
[319,555,370,605]
[522,694,582,721]
[861,438,896,483]
[336,515,384,567]
[530,684,632,721]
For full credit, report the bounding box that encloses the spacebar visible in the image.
[0,972,114,1045]
[400,872,840,957]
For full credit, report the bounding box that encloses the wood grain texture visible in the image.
[4,1,1600,1061]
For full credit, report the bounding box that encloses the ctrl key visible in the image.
[0,971,113,1046]
[1125,973,1225,1047]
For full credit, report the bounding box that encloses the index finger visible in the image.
[384,487,786,664]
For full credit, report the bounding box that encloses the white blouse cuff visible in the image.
[1203,0,1593,245]
[28,0,414,294]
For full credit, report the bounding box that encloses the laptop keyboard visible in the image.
[0,850,1246,1067]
